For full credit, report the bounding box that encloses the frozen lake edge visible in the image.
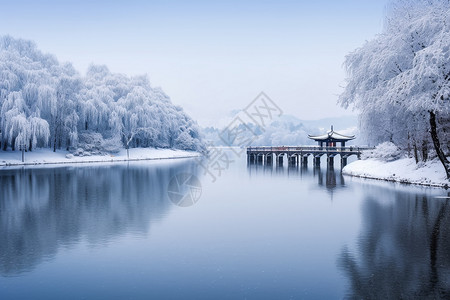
[0,148,202,169]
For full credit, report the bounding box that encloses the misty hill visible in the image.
[201,113,359,147]
[299,115,357,134]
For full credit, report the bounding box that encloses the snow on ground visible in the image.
[342,157,449,188]
[0,148,201,168]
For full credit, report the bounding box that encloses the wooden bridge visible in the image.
[246,146,373,167]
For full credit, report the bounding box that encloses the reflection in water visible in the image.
[248,163,346,194]
[315,166,345,192]
[2,152,449,298]
[339,189,450,299]
[248,161,450,297]
[0,160,199,276]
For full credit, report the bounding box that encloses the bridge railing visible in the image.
[246,146,374,153]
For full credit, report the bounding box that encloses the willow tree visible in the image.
[339,0,450,179]
[0,36,206,154]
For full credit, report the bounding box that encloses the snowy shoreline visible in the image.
[342,158,449,189]
[0,148,202,169]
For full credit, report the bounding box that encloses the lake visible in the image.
[0,150,449,299]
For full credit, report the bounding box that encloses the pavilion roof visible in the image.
[308,126,355,142]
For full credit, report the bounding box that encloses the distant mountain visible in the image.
[200,112,360,147]
[298,115,358,135]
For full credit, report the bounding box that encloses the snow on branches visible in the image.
[0,35,205,154]
[339,0,450,178]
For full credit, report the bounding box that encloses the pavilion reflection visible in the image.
[315,166,345,192]
[0,159,200,276]
[247,161,346,193]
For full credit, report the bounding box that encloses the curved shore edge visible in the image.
[0,148,202,169]
[342,158,449,189]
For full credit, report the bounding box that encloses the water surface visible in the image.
[0,153,449,299]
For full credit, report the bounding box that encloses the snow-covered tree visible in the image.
[339,0,450,178]
[0,35,205,155]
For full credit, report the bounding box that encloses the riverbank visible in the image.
[0,148,201,168]
[342,157,449,189]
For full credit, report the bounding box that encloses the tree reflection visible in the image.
[339,189,450,298]
[0,160,199,276]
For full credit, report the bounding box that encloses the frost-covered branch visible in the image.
[0,35,205,156]
[339,0,450,178]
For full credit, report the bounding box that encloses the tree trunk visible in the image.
[413,142,419,164]
[407,132,411,157]
[429,111,450,179]
[422,139,428,162]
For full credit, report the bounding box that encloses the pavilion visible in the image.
[246,126,365,168]
[308,125,355,148]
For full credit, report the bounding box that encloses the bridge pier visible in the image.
[257,155,263,164]
[341,156,348,168]
[327,156,334,167]
[247,146,371,168]
[314,156,321,167]
[277,154,284,166]
[301,155,308,167]
[288,155,297,166]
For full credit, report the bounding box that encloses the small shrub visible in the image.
[362,142,404,162]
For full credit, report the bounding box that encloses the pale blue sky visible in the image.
[0,0,388,125]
